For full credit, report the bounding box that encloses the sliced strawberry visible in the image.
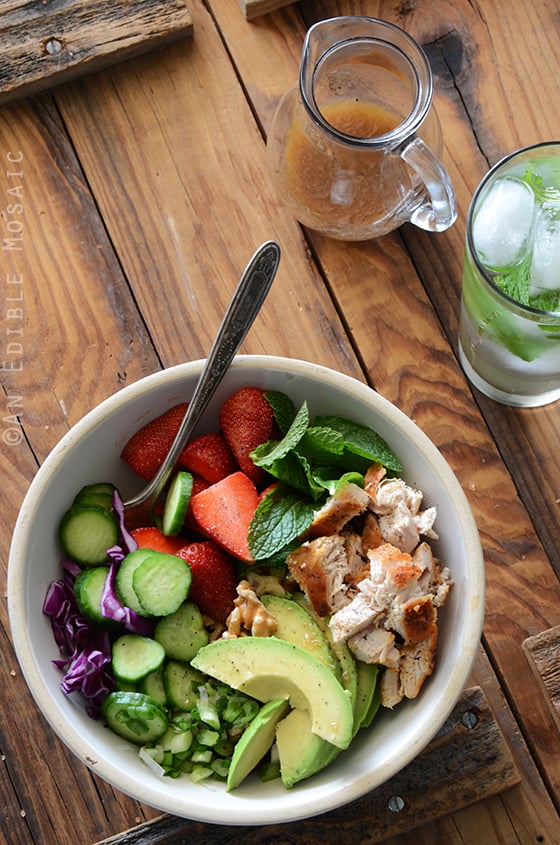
[191,472,211,497]
[130,526,187,555]
[218,387,275,487]
[121,404,187,481]
[179,431,238,484]
[190,471,259,562]
[258,482,278,504]
[177,541,238,625]
[185,472,210,532]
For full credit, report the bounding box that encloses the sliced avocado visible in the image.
[191,637,354,749]
[353,660,379,735]
[361,682,382,729]
[292,592,359,709]
[261,594,339,676]
[276,707,339,788]
[227,698,289,791]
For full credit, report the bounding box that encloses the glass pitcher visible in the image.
[267,16,457,241]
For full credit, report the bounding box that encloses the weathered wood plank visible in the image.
[523,627,560,733]
[0,0,193,105]
[93,686,519,845]
[239,0,298,21]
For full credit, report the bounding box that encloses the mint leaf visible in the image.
[298,426,345,466]
[248,485,316,559]
[250,401,309,467]
[314,415,402,473]
[264,390,296,435]
[311,469,365,496]
[258,449,324,499]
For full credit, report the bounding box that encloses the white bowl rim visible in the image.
[8,355,485,825]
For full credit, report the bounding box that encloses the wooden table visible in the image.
[1,1,560,843]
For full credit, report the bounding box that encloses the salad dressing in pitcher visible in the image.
[283,99,405,230]
[267,16,457,240]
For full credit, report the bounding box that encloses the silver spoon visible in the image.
[124,240,281,518]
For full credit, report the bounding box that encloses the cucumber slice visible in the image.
[73,482,116,513]
[163,660,206,711]
[112,634,166,683]
[74,565,110,624]
[139,666,167,707]
[115,549,154,615]
[59,505,119,566]
[154,601,209,662]
[162,471,193,536]
[132,552,191,617]
[102,691,168,744]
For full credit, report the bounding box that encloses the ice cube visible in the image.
[530,202,560,292]
[472,177,535,269]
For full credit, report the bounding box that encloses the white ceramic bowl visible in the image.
[8,356,485,825]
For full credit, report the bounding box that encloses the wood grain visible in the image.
[1,0,560,842]
[51,3,361,379]
[0,94,163,845]
[0,0,193,105]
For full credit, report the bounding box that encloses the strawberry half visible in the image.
[121,403,187,481]
[130,526,187,555]
[218,387,275,487]
[179,431,238,484]
[178,541,238,625]
[190,471,259,562]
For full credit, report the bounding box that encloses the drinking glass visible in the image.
[458,143,560,407]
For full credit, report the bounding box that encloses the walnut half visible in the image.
[223,580,278,639]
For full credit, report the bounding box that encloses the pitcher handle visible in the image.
[400,136,457,232]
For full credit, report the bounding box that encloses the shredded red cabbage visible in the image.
[112,489,138,554]
[43,567,115,718]
[43,490,150,718]
[101,550,153,636]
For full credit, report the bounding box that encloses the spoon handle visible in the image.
[124,240,281,510]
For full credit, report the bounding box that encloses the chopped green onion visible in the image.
[198,728,220,747]
[211,758,230,779]
[190,765,213,783]
[196,685,221,729]
[191,749,213,764]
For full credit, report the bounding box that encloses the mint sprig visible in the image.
[247,394,403,560]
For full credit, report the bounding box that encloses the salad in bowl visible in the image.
[8,356,484,825]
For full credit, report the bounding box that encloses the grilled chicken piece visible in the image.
[348,627,400,668]
[369,477,438,554]
[286,534,349,617]
[364,462,387,497]
[360,511,384,555]
[287,462,451,708]
[379,667,403,708]
[305,482,370,539]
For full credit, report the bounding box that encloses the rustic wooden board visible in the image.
[523,626,560,733]
[0,0,193,105]
[239,0,298,21]
[94,686,520,844]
